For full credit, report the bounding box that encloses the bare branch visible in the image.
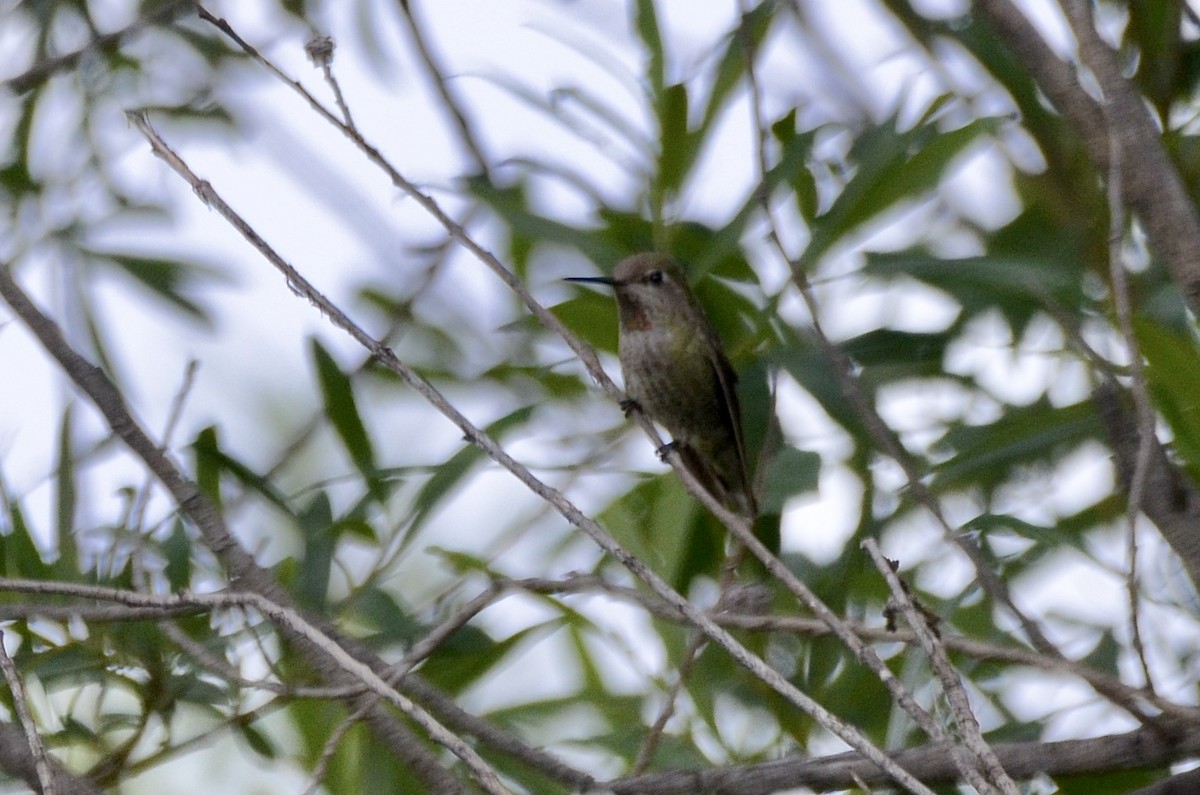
[0,632,55,795]
[603,725,1200,794]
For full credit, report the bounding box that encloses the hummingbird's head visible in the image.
[566,253,696,331]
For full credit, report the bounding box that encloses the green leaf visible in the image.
[759,445,820,514]
[803,113,1003,269]
[657,82,692,196]
[698,2,773,137]
[402,406,536,552]
[634,0,665,96]
[342,586,425,647]
[863,229,1084,335]
[551,291,619,354]
[422,623,552,695]
[84,249,225,323]
[311,339,377,481]
[598,474,723,590]
[1133,316,1200,482]
[841,328,956,387]
[0,500,49,578]
[236,720,277,759]
[192,427,292,515]
[55,405,77,566]
[467,177,625,265]
[295,492,335,611]
[162,520,191,591]
[932,399,1103,495]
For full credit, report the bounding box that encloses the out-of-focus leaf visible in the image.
[402,406,536,552]
[551,291,619,354]
[863,237,1083,335]
[468,177,625,266]
[635,0,665,95]
[85,249,226,323]
[598,473,723,591]
[698,1,773,137]
[657,82,692,196]
[342,586,425,647]
[163,520,191,591]
[295,491,334,611]
[671,221,757,282]
[931,399,1103,494]
[0,498,49,578]
[841,328,956,385]
[1134,316,1200,482]
[803,112,1003,270]
[1127,0,1182,117]
[192,426,292,515]
[236,720,277,760]
[759,444,820,514]
[1054,770,1162,795]
[704,112,818,276]
[311,339,378,483]
[55,404,76,565]
[421,623,553,695]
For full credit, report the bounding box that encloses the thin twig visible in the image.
[396,2,491,176]
[129,359,199,588]
[304,35,357,131]
[1060,0,1159,699]
[0,631,56,795]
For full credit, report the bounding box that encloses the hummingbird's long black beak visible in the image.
[564,275,616,286]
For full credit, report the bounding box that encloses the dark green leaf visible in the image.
[236,720,277,759]
[932,399,1103,494]
[403,406,536,552]
[1134,316,1200,482]
[311,339,378,481]
[55,405,76,565]
[657,82,692,196]
[192,427,292,515]
[759,444,820,514]
[295,492,334,611]
[635,0,665,95]
[162,520,191,591]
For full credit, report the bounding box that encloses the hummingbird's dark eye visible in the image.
[647,270,664,285]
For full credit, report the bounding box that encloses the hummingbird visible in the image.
[567,252,757,517]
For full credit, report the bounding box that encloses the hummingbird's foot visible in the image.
[655,440,679,461]
[619,397,642,417]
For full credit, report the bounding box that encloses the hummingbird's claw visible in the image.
[655,440,679,461]
[619,397,642,417]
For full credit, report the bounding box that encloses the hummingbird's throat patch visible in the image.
[623,305,653,331]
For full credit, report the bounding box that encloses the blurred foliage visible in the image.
[0,0,1198,793]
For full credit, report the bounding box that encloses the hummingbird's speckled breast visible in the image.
[618,322,726,450]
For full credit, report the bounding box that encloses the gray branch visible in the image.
[604,725,1200,794]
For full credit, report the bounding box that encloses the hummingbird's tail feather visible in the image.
[675,442,756,518]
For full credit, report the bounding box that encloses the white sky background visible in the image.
[1,0,1196,791]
